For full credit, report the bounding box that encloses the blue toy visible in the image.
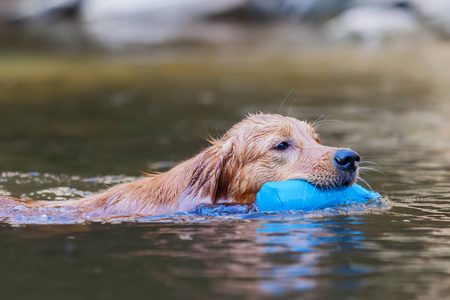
[256,180,381,212]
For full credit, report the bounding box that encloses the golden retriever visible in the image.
[1,113,360,216]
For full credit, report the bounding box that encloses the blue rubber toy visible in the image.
[256,180,381,212]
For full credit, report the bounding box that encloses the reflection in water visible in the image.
[256,219,369,296]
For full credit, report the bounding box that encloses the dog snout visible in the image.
[334,150,360,172]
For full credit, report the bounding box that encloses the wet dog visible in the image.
[2,113,360,216]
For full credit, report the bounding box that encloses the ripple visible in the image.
[0,196,390,225]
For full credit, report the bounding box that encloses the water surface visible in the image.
[0,46,450,299]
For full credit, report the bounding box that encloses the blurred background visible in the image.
[0,0,449,178]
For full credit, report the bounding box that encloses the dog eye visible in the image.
[273,142,291,151]
[314,133,321,144]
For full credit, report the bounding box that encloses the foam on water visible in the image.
[0,197,390,226]
[0,172,390,225]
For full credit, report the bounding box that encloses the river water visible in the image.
[0,44,449,299]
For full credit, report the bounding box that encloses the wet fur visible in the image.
[1,113,359,216]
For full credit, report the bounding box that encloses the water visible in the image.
[1,46,450,299]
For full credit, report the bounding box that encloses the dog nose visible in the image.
[334,150,360,171]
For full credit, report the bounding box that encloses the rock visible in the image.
[324,4,419,44]
[247,0,349,21]
[412,0,450,38]
[79,0,246,47]
[1,0,80,23]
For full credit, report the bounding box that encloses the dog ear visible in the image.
[210,140,235,203]
[177,139,235,211]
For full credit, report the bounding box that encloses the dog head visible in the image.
[181,113,360,205]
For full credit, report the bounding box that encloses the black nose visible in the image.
[334,150,360,172]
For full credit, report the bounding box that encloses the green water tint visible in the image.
[0,48,450,299]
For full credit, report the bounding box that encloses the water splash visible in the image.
[0,172,390,225]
